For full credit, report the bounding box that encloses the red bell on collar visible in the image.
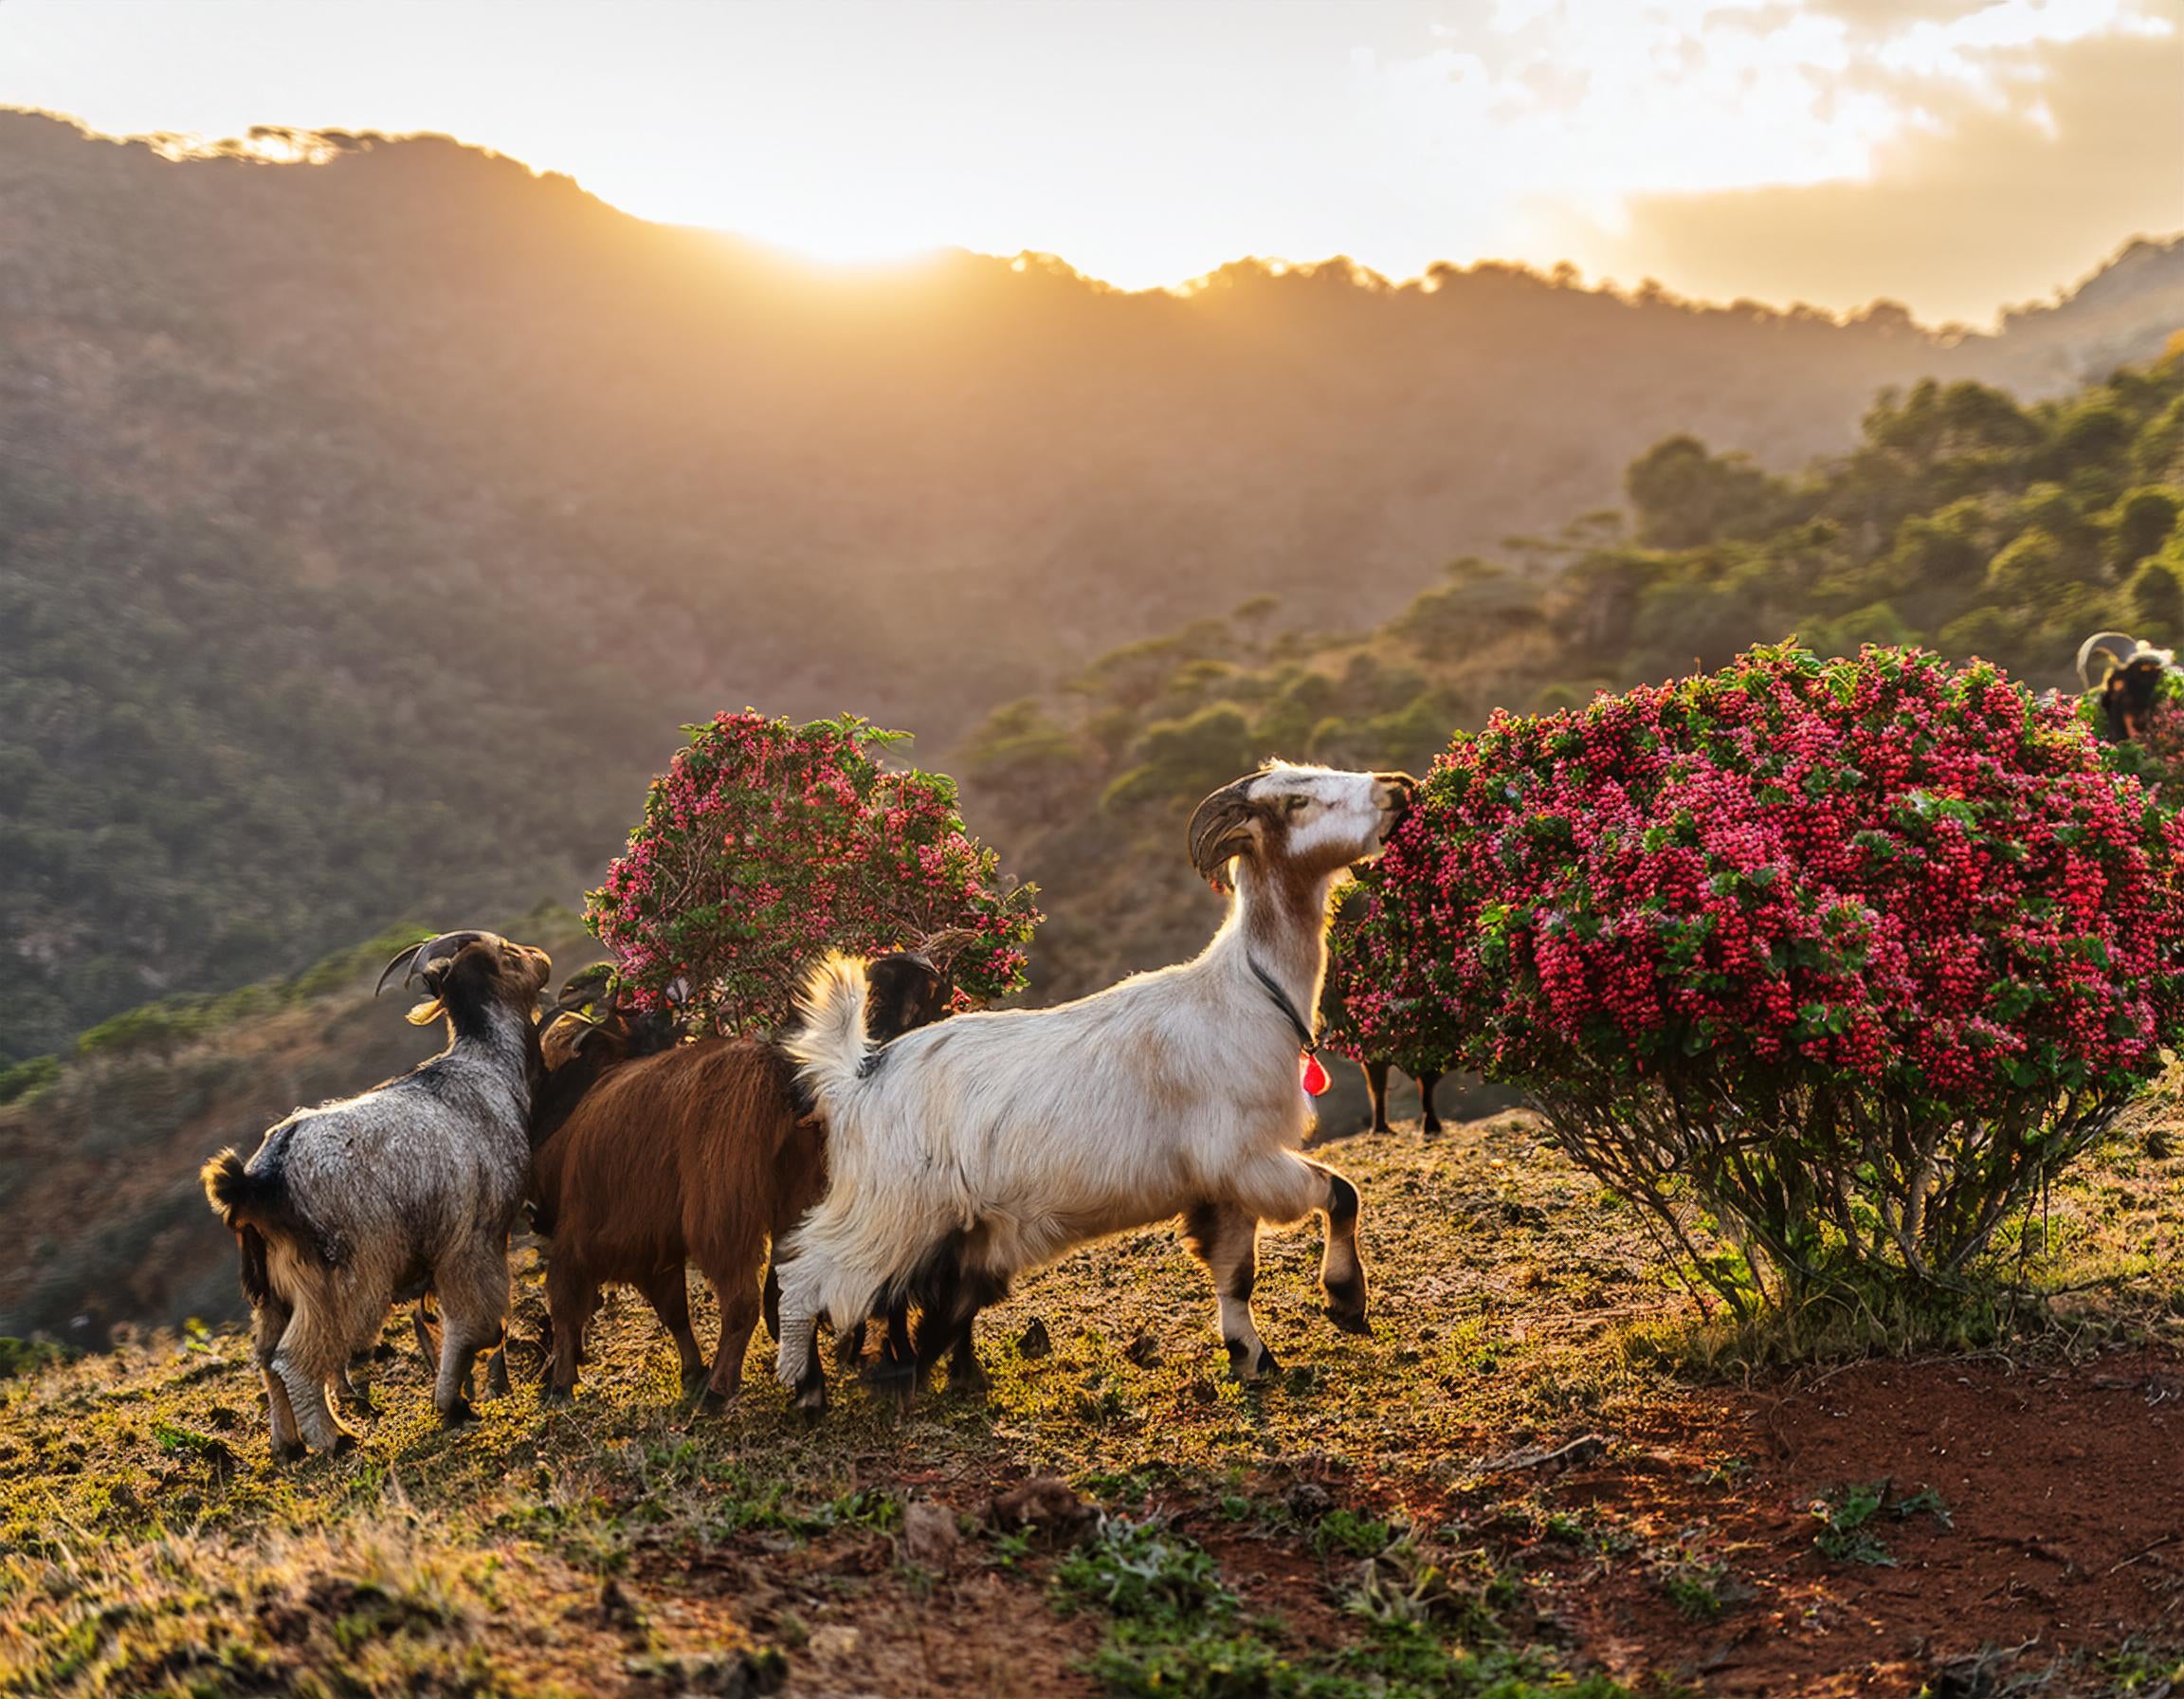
[1301,1051,1330,1096]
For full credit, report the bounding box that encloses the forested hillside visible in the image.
[12,352,2182,1345]
[964,353,2184,1004]
[5,107,2182,1056]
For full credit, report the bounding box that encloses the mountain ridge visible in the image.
[4,105,2182,1055]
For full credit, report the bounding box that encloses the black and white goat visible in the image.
[772,763,1415,1411]
[202,930,552,1456]
[2078,630,2179,742]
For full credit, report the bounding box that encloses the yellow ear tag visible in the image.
[405,998,446,1027]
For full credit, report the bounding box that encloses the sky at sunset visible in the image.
[2,0,2178,326]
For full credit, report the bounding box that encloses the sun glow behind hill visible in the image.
[1,0,2178,325]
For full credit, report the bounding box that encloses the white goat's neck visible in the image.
[1212,852,1344,1022]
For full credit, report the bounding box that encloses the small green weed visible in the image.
[1809,1481,1894,1565]
[1310,1507,1396,1559]
[1053,1516,1232,1622]
[1659,1560,1729,1622]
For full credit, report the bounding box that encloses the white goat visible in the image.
[773,763,1416,1410]
[202,930,551,1456]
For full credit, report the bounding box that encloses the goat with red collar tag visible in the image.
[772,764,1415,1415]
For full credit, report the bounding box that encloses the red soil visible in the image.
[1555,1348,2184,1695]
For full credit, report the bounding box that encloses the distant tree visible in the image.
[2110,486,2183,571]
[1625,436,1788,548]
[2129,557,2184,647]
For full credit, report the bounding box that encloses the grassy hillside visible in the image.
[5,106,2182,1054]
[0,904,604,1344]
[10,353,2184,1343]
[965,351,2184,1005]
[6,1109,2183,1697]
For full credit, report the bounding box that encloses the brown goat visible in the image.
[530,953,947,1407]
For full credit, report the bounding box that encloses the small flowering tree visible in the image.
[1340,644,2184,1315]
[586,711,1039,1037]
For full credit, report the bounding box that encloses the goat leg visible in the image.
[1416,1070,1445,1137]
[1362,1060,1393,1134]
[637,1264,708,1397]
[1313,1162,1372,1336]
[1183,1200,1280,1379]
[337,1352,376,1418]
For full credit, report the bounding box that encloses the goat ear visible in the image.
[1187,780,1261,889]
[405,997,446,1027]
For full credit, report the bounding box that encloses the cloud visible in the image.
[1577,20,2184,322]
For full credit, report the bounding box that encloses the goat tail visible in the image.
[204,1149,296,1306]
[202,1147,280,1230]
[785,953,874,1121]
[202,1143,333,1286]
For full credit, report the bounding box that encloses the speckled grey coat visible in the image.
[203,934,550,1456]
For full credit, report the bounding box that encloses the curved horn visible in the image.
[374,940,428,998]
[2078,630,2140,690]
[907,928,976,967]
[553,962,618,1014]
[373,929,490,997]
[1187,777,1260,889]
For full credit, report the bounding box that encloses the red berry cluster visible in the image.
[1335,644,2184,1116]
[587,711,1039,1037]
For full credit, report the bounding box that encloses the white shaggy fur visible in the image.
[773,764,1411,1402]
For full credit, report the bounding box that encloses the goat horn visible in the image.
[1187,778,1258,887]
[909,928,975,965]
[374,940,428,998]
[373,929,491,996]
[2077,631,2140,690]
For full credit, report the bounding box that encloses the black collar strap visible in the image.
[1247,955,1319,1055]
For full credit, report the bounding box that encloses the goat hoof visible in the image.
[539,1384,573,1407]
[330,1430,359,1457]
[273,1438,308,1465]
[1226,1339,1279,1380]
[1420,1119,1443,1139]
[692,1387,735,1414]
[439,1398,478,1430]
[1326,1307,1374,1337]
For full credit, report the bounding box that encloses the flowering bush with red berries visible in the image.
[586,712,1038,1038]
[1338,644,2184,1313]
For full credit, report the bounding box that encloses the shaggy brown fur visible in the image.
[533,1038,810,1403]
[531,953,946,1407]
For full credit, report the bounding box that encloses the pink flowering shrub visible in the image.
[1339,644,2184,1312]
[587,712,1039,1037]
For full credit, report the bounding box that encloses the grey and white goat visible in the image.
[202,930,553,1457]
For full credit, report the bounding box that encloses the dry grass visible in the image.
[5,1106,2182,1696]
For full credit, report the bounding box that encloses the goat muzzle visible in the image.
[1375,772,1420,827]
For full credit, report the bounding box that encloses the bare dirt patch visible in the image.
[1547,1349,2184,1695]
